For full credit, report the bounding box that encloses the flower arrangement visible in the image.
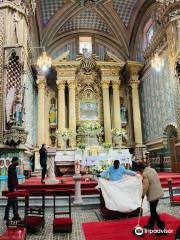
[102,142,112,150]
[91,159,112,174]
[77,142,86,150]
[78,121,103,137]
[111,128,122,137]
[56,128,74,139]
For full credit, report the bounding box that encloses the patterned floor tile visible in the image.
[0,198,179,240]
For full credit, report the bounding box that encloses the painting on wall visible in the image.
[80,100,99,120]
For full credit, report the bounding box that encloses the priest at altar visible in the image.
[98,160,137,181]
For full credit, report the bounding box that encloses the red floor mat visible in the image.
[83,213,180,240]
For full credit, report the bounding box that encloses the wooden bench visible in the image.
[168,179,180,206]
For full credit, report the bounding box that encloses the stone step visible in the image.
[31,170,41,177]
[0,188,178,208]
[0,194,100,208]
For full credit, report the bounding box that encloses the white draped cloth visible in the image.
[98,176,148,213]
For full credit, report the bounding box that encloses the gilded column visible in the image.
[56,80,66,148]
[127,88,134,146]
[130,78,143,146]
[112,80,121,129]
[102,80,112,143]
[36,73,46,146]
[68,80,76,148]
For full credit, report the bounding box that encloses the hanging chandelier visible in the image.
[37,50,52,72]
[151,53,164,72]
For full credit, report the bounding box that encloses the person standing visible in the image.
[4,156,21,221]
[137,163,165,234]
[39,144,47,183]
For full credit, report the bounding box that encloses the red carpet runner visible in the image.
[83,213,180,240]
[18,173,180,196]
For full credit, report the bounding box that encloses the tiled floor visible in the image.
[0,199,179,240]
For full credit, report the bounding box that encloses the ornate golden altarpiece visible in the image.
[47,52,125,147]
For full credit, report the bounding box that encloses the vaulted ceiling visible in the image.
[36,0,150,59]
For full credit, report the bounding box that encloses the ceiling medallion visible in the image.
[78,0,102,8]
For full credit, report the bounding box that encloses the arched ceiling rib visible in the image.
[59,8,111,34]
[36,0,152,59]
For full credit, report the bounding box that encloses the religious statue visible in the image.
[6,87,16,126]
[0,159,5,176]
[49,99,57,129]
[120,103,127,124]
[13,94,23,127]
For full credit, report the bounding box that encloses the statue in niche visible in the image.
[6,87,16,127]
[6,86,25,128]
[49,98,57,129]
[120,101,128,124]
[13,94,23,127]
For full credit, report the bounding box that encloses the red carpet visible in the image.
[18,173,180,195]
[19,176,99,195]
[159,173,180,188]
[83,213,180,240]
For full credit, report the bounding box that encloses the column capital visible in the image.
[129,79,140,89]
[112,80,121,90]
[101,80,110,89]
[36,79,46,89]
[56,80,66,90]
[68,80,76,89]
[126,61,143,76]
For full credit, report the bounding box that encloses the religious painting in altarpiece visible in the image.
[76,70,103,125]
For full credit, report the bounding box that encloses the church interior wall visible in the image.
[0,2,39,174]
[140,52,176,145]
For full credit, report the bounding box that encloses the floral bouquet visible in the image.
[102,142,112,150]
[77,142,86,150]
[111,128,122,137]
[91,159,112,174]
[56,128,75,140]
[78,121,103,137]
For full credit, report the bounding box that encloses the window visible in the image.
[146,26,153,44]
[79,36,92,54]
[143,19,154,49]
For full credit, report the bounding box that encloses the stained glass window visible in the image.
[79,36,92,54]
[143,19,154,49]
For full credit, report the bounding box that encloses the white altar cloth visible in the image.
[98,176,148,213]
[76,149,132,166]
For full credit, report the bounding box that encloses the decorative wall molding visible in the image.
[0,11,4,142]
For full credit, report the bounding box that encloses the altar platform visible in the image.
[18,172,180,194]
[18,176,99,195]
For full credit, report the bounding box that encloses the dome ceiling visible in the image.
[37,0,147,59]
[39,0,140,28]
